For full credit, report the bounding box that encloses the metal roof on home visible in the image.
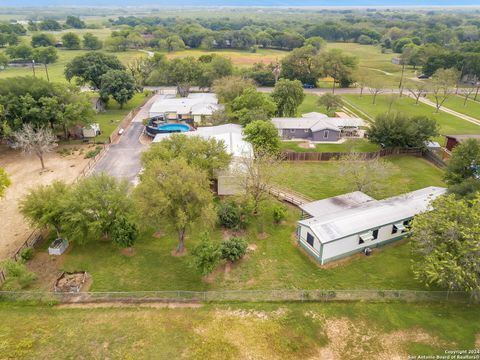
[149,93,221,116]
[302,112,329,118]
[272,116,364,133]
[298,187,447,244]
[299,191,375,217]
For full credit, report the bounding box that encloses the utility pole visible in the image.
[31,59,36,78]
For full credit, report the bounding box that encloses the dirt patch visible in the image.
[26,251,64,291]
[0,144,90,260]
[222,228,247,240]
[247,243,257,251]
[120,247,136,257]
[55,272,88,292]
[257,232,270,240]
[298,141,315,149]
[56,302,203,309]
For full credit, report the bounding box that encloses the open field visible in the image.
[280,139,380,153]
[164,48,288,67]
[297,93,329,115]
[272,155,446,201]
[0,302,478,359]
[342,94,480,138]
[426,94,480,121]
[0,49,145,83]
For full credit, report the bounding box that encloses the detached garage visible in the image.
[296,187,446,265]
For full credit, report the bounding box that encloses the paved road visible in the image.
[93,94,165,183]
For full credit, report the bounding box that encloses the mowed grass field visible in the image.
[0,49,145,83]
[426,94,480,120]
[164,48,288,67]
[273,155,446,201]
[342,94,480,138]
[280,139,380,153]
[0,302,478,359]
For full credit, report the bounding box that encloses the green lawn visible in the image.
[0,302,477,359]
[280,139,380,153]
[343,94,480,138]
[272,155,446,201]
[297,94,329,115]
[426,94,480,121]
[0,49,145,83]
[92,92,148,143]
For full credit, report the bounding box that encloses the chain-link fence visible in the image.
[0,289,477,304]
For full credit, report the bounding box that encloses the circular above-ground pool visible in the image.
[145,118,191,137]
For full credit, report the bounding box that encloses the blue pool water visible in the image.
[157,124,190,132]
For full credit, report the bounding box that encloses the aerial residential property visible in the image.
[0,3,479,359]
[297,187,446,264]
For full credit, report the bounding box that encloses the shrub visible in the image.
[272,204,287,223]
[1,260,36,290]
[111,216,138,248]
[220,237,248,263]
[191,234,221,275]
[19,248,34,261]
[84,145,102,159]
[217,201,246,231]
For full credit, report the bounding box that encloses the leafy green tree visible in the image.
[0,260,36,290]
[243,120,280,155]
[220,237,248,263]
[230,88,276,125]
[217,200,248,231]
[111,216,138,248]
[99,70,136,108]
[0,167,10,198]
[83,33,102,50]
[65,52,125,89]
[280,45,320,85]
[272,204,287,224]
[135,158,216,253]
[62,174,134,244]
[197,55,233,89]
[163,35,185,52]
[368,113,438,149]
[411,194,480,293]
[38,20,61,31]
[19,181,70,237]
[62,32,81,50]
[191,233,222,276]
[0,53,8,68]
[104,36,129,52]
[317,93,343,113]
[66,15,86,29]
[445,139,480,192]
[32,46,58,82]
[166,57,202,97]
[304,36,326,51]
[5,43,33,61]
[142,134,231,179]
[271,78,305,117]
[318,49,358,91]
[212,75,255,103]
[31,33,56,48]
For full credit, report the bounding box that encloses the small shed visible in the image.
[82,123,101,138]
[48,238,69,256]
[445,134,480,152]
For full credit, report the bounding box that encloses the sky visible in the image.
[3,0,480,6]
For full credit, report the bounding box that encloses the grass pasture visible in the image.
[280,139,380,153]
[342,94,480,138]
[0,302,478,359]
[426,94,480,121]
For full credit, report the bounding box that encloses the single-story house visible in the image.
[444,134,480,152]
[272,113,364,142]
[296,186,446,265]
[149,93,223,125]
[153,124,253,195]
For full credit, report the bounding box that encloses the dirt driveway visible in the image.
[0,145,91,260]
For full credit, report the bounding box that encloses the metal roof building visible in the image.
[296,187,447,264]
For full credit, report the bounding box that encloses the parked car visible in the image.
[303,83,315,89]
[417,74,429,79]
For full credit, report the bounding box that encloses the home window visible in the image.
[306,232,315,247]
[372,229,379,240]
[392,222,406,234]
[304,129,309,133]
[359,229,379,243]
[323,130,329,139]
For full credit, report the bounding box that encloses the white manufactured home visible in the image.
[296,187,446,265]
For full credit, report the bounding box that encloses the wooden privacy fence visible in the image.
[282,147,423,161]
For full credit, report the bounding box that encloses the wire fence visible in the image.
[0,289,478,304]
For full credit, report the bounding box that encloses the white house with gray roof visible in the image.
[272,113,364,142]
[296,187,446,264]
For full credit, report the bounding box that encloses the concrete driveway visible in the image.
[93,94,165,183]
